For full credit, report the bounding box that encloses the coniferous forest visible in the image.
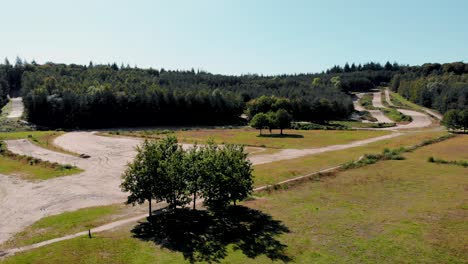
[0,59,466,128]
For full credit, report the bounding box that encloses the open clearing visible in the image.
[2,134,466,263]
[0,129,405,245]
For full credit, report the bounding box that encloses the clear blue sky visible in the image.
[1,0,467,75]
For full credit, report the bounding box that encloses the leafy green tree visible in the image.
[443,110,461,131]
[121,136,184,216]
[183,144,205,210]
[201,143,253,211]
[250,113,269,135]
[121,140,159,216]
[266,111,278,134]
[460,109,468,132]
[275,109,292,135]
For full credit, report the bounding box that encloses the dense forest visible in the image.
[1,60,361,128]
[390,62,468,113]
[0,58,466,128]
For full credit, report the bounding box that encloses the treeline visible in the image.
[390,62,468,113]
[0,58,27,108]
[15,62,354,128]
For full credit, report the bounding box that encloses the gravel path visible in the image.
[372,91,386,108]
[6,98,24,119]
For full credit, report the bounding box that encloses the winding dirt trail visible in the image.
[6,97,24,119]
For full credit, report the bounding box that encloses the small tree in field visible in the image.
[443,110,460,131]
[275,109,292,135]
[460,109,468,132]
[250,112,269,135]
[201,143,253,211]
[121,140,160,216]
[266,111,277,134]
[121,136,186,216]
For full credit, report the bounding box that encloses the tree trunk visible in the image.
[193,193,196,210]
[148,197,152,217]
[259,128,262,135]
[280,128,283,135]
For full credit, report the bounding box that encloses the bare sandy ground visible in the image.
[353,93,366,112]
[6,98,24,119]
[0,130,406,245]
[372,91,386,108]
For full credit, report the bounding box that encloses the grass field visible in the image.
[0,155,81,180]
[330,121,395,129]
[389,91,423,111]
[0,204,145,250]
[382,108,412,123]
[252,130,449,186]
[0,131,82,180]
[115,128,391,149]
[359,94,376,110]
[2,134,466,264]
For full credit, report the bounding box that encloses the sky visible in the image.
[1,0,467,75]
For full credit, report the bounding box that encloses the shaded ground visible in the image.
[132,206,291,263]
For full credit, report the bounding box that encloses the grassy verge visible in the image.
[359,94,376,110]
[382,108,412,123]
[113,128,391,149]
[0,131,79,156]
[252,130,448,186]
[3,134,466,263]
[0,204,144,250]
[390,91,423,111]
[331,121,395,129]
[428,157,468,167]
[0,141,82,180]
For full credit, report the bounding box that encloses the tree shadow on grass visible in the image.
[258,134,304,138]
[131,206,292,263]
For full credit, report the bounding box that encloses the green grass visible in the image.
[359,94,376,110]
[0,100,12,118]
[331,121,396,129]
[3,134,466,264]
[382,108,412,123]
[0,155,81,180]
[252,130,449,186]
[0,131,79,156]
[390,91,423,111]
[0,205,142,249]
[0,131,57,141]
[0,131,82,180]
[114,128,391,149]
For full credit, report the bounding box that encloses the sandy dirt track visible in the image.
[6,98,24,119]
[372,91,386,108]
[0,131,406,244]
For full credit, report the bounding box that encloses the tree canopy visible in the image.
[121,136,254,215]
